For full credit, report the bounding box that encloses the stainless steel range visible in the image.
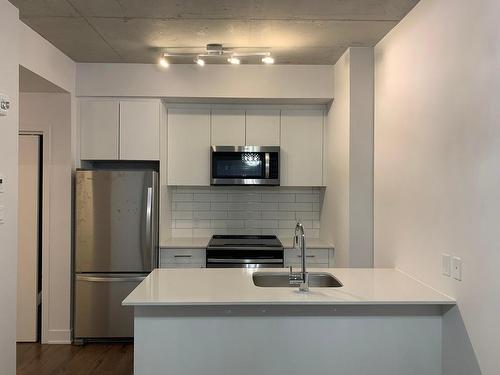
[206,235,284,268]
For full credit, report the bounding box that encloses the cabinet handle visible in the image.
[174,255,193,258]
[297,255,316,258]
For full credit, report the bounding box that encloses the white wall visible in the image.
[374,0,500,374]
[19,23,75,94]
[322,47,374,267]
[17,22,76,344]
[20,93,73,343]
[76,63,334,101]
[0,1,19,372]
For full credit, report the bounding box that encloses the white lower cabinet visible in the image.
[284,248,334,268]
[160,247,334,269]
[160,248,206,268]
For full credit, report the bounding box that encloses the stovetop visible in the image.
[207,235,283,249]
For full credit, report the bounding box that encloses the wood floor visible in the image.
[17,343,133,375]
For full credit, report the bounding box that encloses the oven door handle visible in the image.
[206,258,283,264]
[207,247,283,251]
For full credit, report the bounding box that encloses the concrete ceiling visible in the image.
[10,0,419,65]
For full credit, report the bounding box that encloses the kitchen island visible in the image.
[123,268,454,375]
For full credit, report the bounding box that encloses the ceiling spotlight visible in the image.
[195,57,205,66]
[159,55,169,68]
[227,56,240,65]
[262,56,275,64]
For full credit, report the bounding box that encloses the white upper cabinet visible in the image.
[280,109,324,186]
[80,99,160,160]
[245,109,280,146]
[168,108,211,186]
[80,101,119,160]
[211,109,246,145]
[120,101,160,160]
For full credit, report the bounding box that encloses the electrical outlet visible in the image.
[0,174,5,193]
[442,254,451,277]
[451,257,462,281]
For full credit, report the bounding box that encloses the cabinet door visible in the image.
[120,101,160,160]
[80,100,119,160]
[211,109,245,145]
[168,108,211,185]
[280,110,324,186]
[246,109,280,146]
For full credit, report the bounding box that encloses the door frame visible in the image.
[19,128,51,344]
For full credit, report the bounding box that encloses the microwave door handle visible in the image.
[265,153,270,179]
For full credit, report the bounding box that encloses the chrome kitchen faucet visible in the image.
[289,222,309,291]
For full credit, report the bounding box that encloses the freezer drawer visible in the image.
[74,274,147,339]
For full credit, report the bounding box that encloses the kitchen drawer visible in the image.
[284,248,330,266]
[160,248,206,267]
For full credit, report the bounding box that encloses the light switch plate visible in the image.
[0,94,10,116]
[0,205,4,224]
[0,174,5,193]
[451,256,462,281]
[442,254,451,277]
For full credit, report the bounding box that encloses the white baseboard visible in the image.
[46,329,72,344]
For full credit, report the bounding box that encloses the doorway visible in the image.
[17,134,43,342]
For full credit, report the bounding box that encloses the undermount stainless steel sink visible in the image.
[253,272,343,288]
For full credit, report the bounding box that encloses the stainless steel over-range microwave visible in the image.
[211,146,280,186]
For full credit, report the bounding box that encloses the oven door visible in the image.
[211,146,279,186]
[206,249,284,269]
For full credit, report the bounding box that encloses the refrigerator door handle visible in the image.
[76,275,147,283]
[144,186,153,267]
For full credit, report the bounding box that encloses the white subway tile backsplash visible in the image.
[228,211,261,219]
[261,211,296,220]
[193,193,211,202]
[194,193,227,202]
[172,211,193,220]
[228,193,261,202]
[295,211,320,221]
[174,202,211,211]
[171,228,193,238]
[261,193,295,202]
[170,186,322,238]
[211,219,245,229]
[172,193,194,202]
[174,220,193,229]
[278,202,313,211]
[193,211,227,220]
[193,228,215,237]
[295,193,320,203]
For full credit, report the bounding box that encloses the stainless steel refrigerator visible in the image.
[74,169,158,343]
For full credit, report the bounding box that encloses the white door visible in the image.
[80,100,119,160]
[280,110,324,186]
[120,101,160,160]
[245,109,280,146]
[168,108,211,185]
[211,109,246,145]
[17,135,40,342]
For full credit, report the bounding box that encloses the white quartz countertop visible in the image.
[160,237,334,249]
[123,268,455,306]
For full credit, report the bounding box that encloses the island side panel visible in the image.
[133,306,442,375]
